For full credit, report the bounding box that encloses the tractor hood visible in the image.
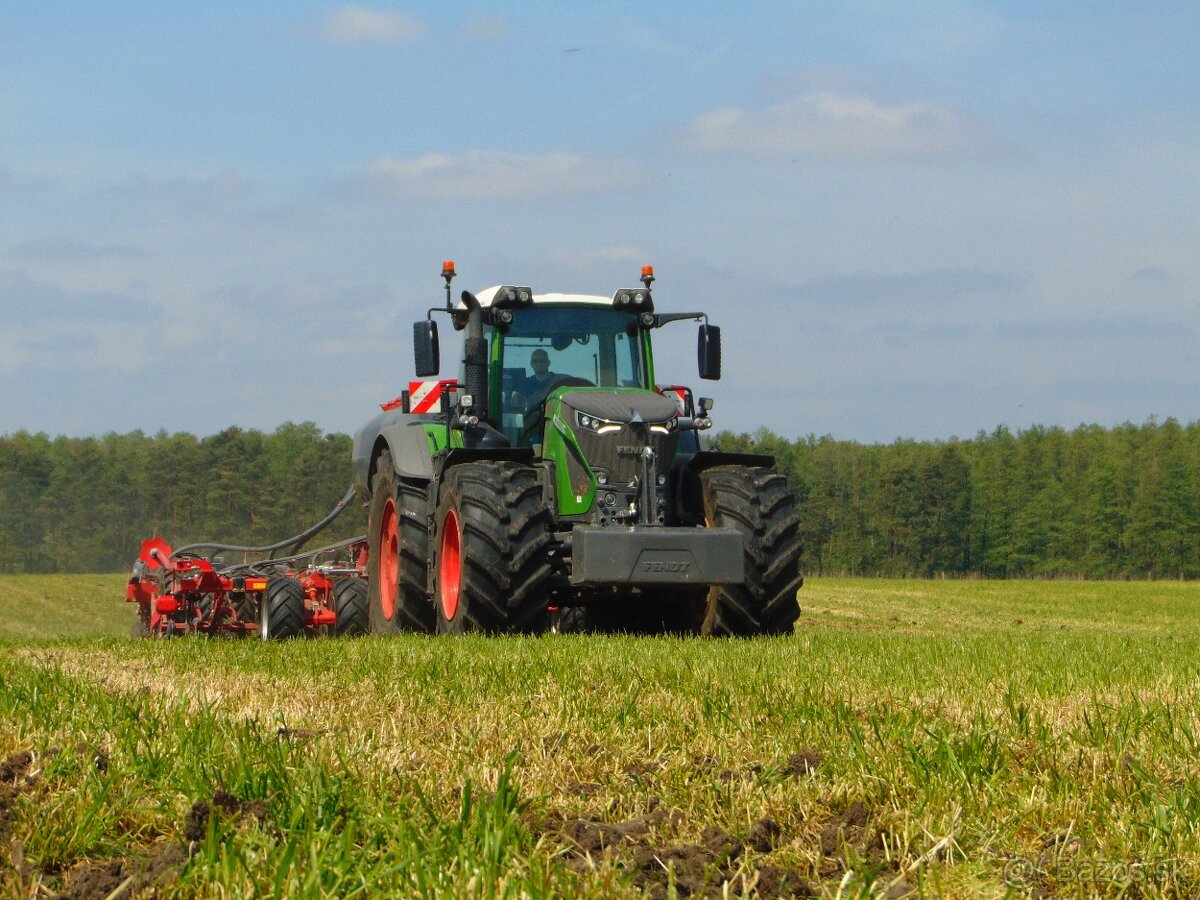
[560,390,679,425]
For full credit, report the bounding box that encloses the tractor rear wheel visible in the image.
[367,449,434,634]
[333,578,369,636]
[433,462,553,634]
[700,466,803,636]
[261,577,306,640]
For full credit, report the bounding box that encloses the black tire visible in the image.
[367,449,434,634]
[194,594,213,628]
[700,466,803,636]
[261,577,306,640]
[433,462,553,634]
[553,605,590,634]
[333,578,369,637]
[131,617,150,638]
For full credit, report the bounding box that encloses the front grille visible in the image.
[558,390,682,523]
[571,421,680,487]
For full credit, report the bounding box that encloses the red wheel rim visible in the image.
[439,508,461,621]
[379,497,399,620]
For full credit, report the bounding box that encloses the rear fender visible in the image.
[356,414,440,497]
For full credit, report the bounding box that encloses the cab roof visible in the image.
[469,286,613,308]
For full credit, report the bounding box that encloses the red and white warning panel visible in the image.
[408,380,456,413]
[656,385,693,416]
[380,379,459,414]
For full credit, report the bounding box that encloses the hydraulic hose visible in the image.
[219,534,367,577]
[172,485,358,560]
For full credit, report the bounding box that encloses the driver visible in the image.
[511,349,558,407]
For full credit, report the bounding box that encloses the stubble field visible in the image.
[1,575,1198,897]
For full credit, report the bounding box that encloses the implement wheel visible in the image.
[261,577,306,640]
[366,449,434,634]
[700,466,803,636]
[333,578,369,637]
[433,462,553,634]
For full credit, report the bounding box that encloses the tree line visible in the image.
[718,419,1199,578]
[0,424,359,574]
[1,418,1197,577]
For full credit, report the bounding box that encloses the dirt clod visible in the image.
[784,748,822,777]
[754,865,816,897]
[0,751,37,844]
[560,807,678,853]
[543,804,809,898]
[56,843,186,900]
[747,816,782,853]
[0,751,34,783]
[700,825,742,860]
[819,801,869,856]
[184,790,269,842]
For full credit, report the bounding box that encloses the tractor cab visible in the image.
[412,264,722,456]
[481,298,652,447]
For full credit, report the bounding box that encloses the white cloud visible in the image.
[318,5,426,44]
[682,92,995,159]
[362,151,647,199]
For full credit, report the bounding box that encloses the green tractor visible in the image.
[351,262,802,635]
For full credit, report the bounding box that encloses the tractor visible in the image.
[353,262,803,635]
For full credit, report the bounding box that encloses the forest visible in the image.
[0,418,1197,577]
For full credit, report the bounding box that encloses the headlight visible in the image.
[574,410,621,434]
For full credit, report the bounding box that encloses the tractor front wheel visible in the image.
[700,466,803,636]
[433,462,553,634]
[261,577,306,640]
[333,578,369,637]
[366,449,434,634]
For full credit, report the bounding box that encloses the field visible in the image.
[1,576,1198,898]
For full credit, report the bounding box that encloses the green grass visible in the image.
[0,573,129,639]
[1,577,1199,897]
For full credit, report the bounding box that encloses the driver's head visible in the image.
[530,349,550,372]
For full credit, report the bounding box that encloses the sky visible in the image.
[1,1,1197,443]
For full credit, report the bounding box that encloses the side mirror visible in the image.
[697,323,721,380]
[414,320,440,377]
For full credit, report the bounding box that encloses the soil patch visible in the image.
[747,816,782,853]
[184,789,270,842]
[55,843,186,900]
[819,800,869,855]
[0,750,36,843]
[783,748,823,778]
[0,751,34,784]
[541,805,812,898]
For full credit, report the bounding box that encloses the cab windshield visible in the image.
[488,305,649,443]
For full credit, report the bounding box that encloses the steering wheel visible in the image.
[518,376,594,447]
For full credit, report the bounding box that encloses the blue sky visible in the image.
[2,2,1197,442]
